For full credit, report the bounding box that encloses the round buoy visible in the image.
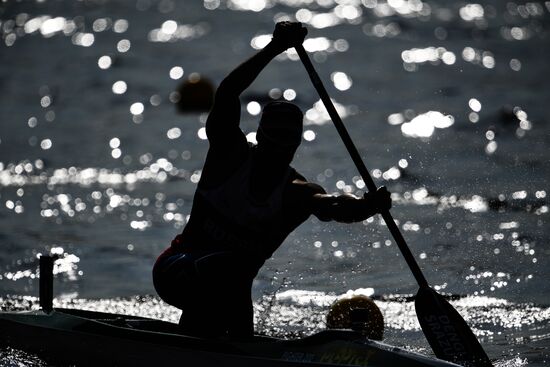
[326,295,384,340]
[176,72,214,113]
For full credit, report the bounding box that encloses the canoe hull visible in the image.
[0,308,461,367]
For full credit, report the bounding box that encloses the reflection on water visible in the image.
[1,247,80,285]
[148,21,209,43]
[401,111,454,138]
[1,0,549,365]
[0,347,48,367]
[402,47,457,71]
[305,99,357,125]
[251,34,349,62]
[388,110,455,139]
[388,104,533,142]
[0,1,541,47]
[462,47,496,69]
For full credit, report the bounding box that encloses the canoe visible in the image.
[0,256,462,366]
[0,307,461,367]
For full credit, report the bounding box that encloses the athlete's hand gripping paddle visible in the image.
[295,44,493,367]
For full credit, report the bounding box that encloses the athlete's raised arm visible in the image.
[205,22,307,147]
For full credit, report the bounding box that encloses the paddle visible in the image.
[295,44,492,367]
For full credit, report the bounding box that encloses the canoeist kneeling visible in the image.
[153,22,391,337]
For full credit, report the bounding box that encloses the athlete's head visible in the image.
[256,101,303,151]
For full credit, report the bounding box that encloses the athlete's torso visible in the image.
[179,146,304,267]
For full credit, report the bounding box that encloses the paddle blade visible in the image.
[415,286,493,367]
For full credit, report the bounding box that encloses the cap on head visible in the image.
[258,101,303,147]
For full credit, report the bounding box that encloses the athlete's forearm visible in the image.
[217,41,283,97]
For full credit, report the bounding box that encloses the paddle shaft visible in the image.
[295,45,428,289]
[296,45,493,366]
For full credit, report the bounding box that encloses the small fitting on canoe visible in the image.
[39,255,57,313]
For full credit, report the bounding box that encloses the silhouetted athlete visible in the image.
[153,22,391,337]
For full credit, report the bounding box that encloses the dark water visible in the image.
[1,0,549,365]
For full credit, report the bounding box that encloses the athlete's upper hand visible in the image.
[271,21,307,52]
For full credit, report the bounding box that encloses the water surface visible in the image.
[1,0,549,365]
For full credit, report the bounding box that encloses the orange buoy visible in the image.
[176,72,214,113]
[326,295,384,340]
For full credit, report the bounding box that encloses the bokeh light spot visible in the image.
[247,101,261,116]
[117,39,131,53]
[112,81,127,94]
[98,55,112,69]
[169,66,184,80]
[130,102,144,115]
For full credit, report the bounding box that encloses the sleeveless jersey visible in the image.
[180,151,294,265]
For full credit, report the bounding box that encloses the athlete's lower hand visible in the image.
[364,187,392,213]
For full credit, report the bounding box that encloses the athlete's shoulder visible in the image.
[282,172,326,222]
